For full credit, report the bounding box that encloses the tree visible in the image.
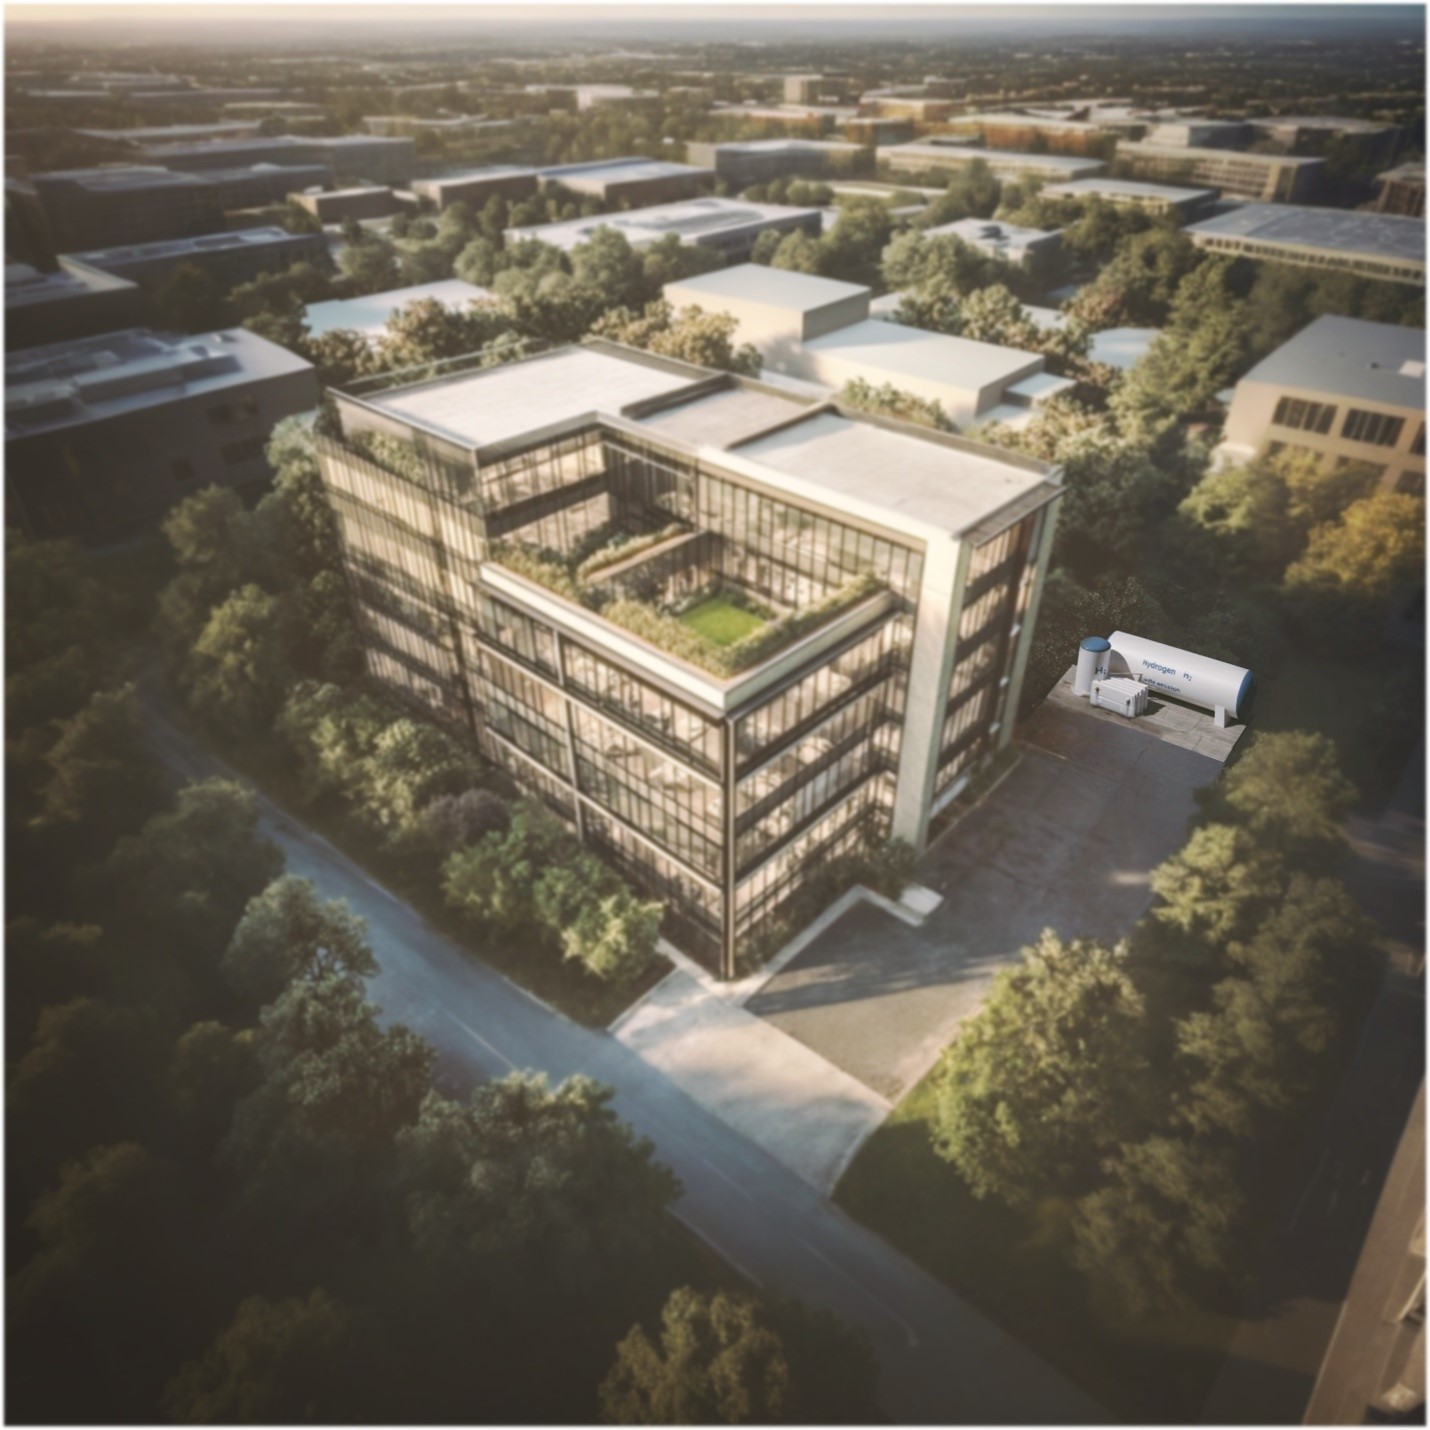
[1281,493,1426,650]
[929,932,1149,1206]
[592,300,760,374]
[600,1287,878,1425]
[768,228,824,275]
[222,875,375,1012]
[570,226,651,309]
[442,800,575,935]
[399,1074,678,1281]
[152,261,230,334]
[304,327,376,387]
[415,788,510,851]
[956,283,1044,348]
[338,235,400,294]
[6,533,116,674]
[6,919,106,1049]
[161,1290,356,1424]
[561,889,663,984]
[640,232,724,290]
[837,377,950,431]
[1068,1138,1243,1316]
[168,1020,260,1151]
[184,584,297,743]
[818,200,894,286]
[351,717,482,840]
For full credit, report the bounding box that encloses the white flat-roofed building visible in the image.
[1039,175,1219,216]
[924,217,1062,269]
[1185,204,1426,287]
[30,166,226,251]
[304,279,494,344]
[1216,314,1425,495]
[536,157,713,205]
[877,141,1107,183]
[663,263,1063,426]
[5,257,144,349]
[507,196,821,261]
[684,138,869,188]
[6,326,318,542]
[72,226,328,291]
[411,166,539,212]
[1114,140,1325,202]
[316,339,1061,976]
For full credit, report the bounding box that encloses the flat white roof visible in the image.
[73,226,316,267]
[538,157,708,185]
[637,385,810,448]
[1117,140,1324,167]
[1088,327,1161,371]
[363,346,698,449]
[508,198,817,253]
[925,217,1060,249]
[879,142,1103,175]
[802,318,1041,394]
[1239,314,1426,410]
[1186,204,1425,268]
[665,262,868,313]
[1041,176,1218,205]
[6,257,138,308]
[305,280,493,340]
[731,409,1049,536]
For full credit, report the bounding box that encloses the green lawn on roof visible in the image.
[679,594,768,647]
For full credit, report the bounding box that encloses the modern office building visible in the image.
[662,264,1069,427]
[73,226,328,292]
[1215,315,1425,495]
[411,166,540,212]
[290,185,401,223]
[315,339,1062,976]
[198,162,335,212]
[783,74,825,105]
[942,111,1111,156]
[1114,140,1325,202]
[1142,118,1252,149]
[141,134,417,185]
[74,120,265,145]
[6,327,318,542]
[30,166,226,251]
[1038,175,1219,217]
[1185,205,1425,287]
[1245,114,1400,158]
[685,138,869,188]
[1375,163,1426,219]
[304,279,493,343]
[877,141,1107,184]
[536,157,714,205]
[5,257,144,349]
[924,217,1062,270]
[506,196,822,261]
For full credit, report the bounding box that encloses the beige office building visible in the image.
[1115,140,1324,202]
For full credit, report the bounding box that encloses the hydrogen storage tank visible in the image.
[1072,635,1111,697]
[1107,631,1255,721]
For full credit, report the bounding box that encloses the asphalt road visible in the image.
[143,707,1107,1426]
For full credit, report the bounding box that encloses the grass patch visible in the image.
[678,594,769,647]
[835,1072,1241,1424]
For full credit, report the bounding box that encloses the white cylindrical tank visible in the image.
[1073,635,1111,697]
[1107,631,1255,719]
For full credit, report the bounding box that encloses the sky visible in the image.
[6,2,1425,47]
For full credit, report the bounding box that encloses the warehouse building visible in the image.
[411,166,539,212]
[506,196,821,261]
[72,226,328,292]
[536,157,714,205]
[5,257,144,349]
[315,339,1062,976]
[290,185,401,224]
[6,327,318,542]
[684,138,869,188]
[662,264,1069,427]
[1038,175,1219,217]
[877,141,1107,184]
[1114,140,1325,202]
[1216,315,1425,496]
[1185,205,1425,287]
[30,166,226,251]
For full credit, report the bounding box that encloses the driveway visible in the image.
[748,696,1236,1099]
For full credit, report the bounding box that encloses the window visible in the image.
[220,437,267,466]
[1341,408,1406,448]
[1271,395,1335,435]
[1413,423,1425,457]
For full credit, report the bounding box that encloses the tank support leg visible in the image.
[1214,705,1228,728]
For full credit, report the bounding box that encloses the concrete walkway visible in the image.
[613,968,891,1192]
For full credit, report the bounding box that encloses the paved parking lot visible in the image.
[747,696,1236,1100]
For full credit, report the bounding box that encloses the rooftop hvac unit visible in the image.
[1090,676,1149,719]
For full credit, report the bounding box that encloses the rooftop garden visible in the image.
[489,526,882,679]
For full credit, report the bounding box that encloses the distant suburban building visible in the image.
[843,116,914,146]
[1244,114,1400,158]
[315,339,1062,976]
[684,139,869,188]
[74,120,264,145]
[30,167,226,251]
[536,157,714,205]
[199,162,335,211]
[5,176,58,270]
[6,327,318,542]
[662,264,1073,427]
[863,96,959,123]
[1375,163,1426,219]
[304,279,494,344]
[1114,140,1325,202]
[924,217,1062,270]
[877,141,1107,183]
[72,226,328,292]
[1142,118,1252,149]
[140,134,417,185]
[506,197,821,261]
[783,74,825,104]
[1216,315,1425,495]
[1038,175,1219,216]
[943,111,1111,156]
[1185,205,1425,287]
[5,257,144,349]
[291,185,401,224]
[411,166,540,212]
